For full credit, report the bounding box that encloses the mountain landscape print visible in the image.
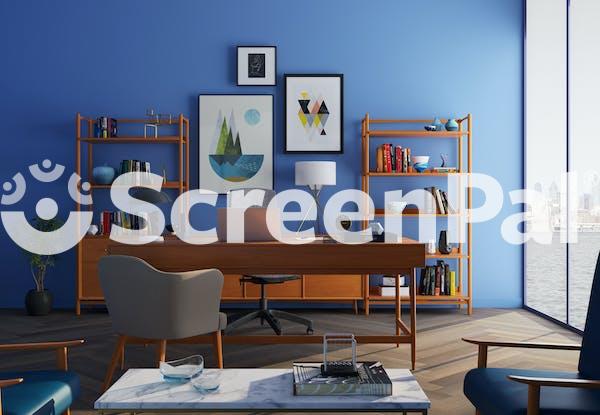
[199,95,273,193]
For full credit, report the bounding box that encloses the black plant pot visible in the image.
[25,289,53,316]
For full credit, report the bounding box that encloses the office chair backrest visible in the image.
[226,188,276,208]
[98,255,224,340]
[578,251,600,379]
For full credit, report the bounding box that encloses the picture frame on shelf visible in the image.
[198,94,274,194]
[237,46,277,86]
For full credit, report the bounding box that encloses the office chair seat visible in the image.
[226,274,314,335]
[241,275,301,284]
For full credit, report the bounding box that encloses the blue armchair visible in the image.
[0,340,83,415]
[463,254,600,415]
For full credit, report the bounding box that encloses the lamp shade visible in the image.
[295,161,336,187]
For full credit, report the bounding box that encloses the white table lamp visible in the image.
[295,161,336,235]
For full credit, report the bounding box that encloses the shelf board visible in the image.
[369,292,469,301]
[79,136,185,144]
[426,248,466,259]
[367,130,466,138]
[367,171,453,177]
[89,181,185,189]
[373,208,460,217]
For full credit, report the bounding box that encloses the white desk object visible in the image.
[95,368,430,413]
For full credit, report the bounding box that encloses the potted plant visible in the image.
[24,217,62,316]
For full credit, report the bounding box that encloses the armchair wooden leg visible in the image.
[476,411,481,415]
[477,344,488,368]
[156,340,167,367]
[56,346,68,371]
[213,330,223,368]
[103,335,127,392]
[527,384,540,415]
[120,343,125,370]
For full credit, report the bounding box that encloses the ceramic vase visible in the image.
[445,118,459,131]
[92,165,116,184]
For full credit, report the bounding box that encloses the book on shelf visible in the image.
[99,210,146,235]
[95,117,118,138]
[376,144,413,173]
[370,285,409,297]
[432,167,457,173]
[424,186,455,214]
[382,275,405,286]
[292,362,392,396]
[418,261,458,296]
[119,159,152,185]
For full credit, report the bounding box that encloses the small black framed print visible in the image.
[237,46,276,86]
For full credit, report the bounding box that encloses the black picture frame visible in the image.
[237,46,277,86]
[197,93,275,193]
[284,74,344,153]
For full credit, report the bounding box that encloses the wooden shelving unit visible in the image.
[361,114,473,315]
[74,113,190,314]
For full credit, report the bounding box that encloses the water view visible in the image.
[526,232,598,330]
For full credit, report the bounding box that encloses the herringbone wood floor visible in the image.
[0,307,582,414]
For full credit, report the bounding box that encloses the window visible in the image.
[525,0,599,330]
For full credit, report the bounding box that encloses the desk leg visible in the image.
[410,269,417,371]
[363,274,370,315]
[395,274,401,347]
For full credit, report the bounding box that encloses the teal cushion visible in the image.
[464,368,600,415]
[0,370,79,415]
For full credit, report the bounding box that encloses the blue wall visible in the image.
[0,0,523,308]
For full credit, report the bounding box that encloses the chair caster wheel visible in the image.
[307,328,314,335]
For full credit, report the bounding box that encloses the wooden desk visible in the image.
[108,239,426,369]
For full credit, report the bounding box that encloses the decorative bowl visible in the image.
[191,371,221,392]
[386,201,407,214]
[92,165,116,185]
[411,156,430,173]
[160,355,204,382]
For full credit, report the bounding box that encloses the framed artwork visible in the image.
[284,74,344,153]
[198,94,274,193]
[237,46,277,86]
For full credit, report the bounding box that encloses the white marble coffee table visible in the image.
[95,368,430,414]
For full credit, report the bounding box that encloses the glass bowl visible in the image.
[160,355,204,382]
[191,371,221,392]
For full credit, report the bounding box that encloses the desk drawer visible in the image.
[304,275,363,299]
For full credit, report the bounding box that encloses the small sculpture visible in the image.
[144,108,159,138]
[440,154,448,168]
[424,125,438,132]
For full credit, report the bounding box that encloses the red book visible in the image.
[386,144,392,172]
[102,211,110,235]
[395,146,401,172]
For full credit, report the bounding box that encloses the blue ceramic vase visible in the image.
[93,165,116,184]
[432,117,444,131]
[445,118,459,131]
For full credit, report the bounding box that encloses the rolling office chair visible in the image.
[220,188,314,335]
[226,274,314,335]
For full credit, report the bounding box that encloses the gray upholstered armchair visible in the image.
[98,255,226,390]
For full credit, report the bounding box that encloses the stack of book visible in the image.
[419,260,457,296]
[425,186,455,214]
[292,362,392,396]
[99,211,146,235]
[120,159,151,175]
[119,159,152,185]
[95,117,118,138]
[369,275,409,297]
[376,144,412,173]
